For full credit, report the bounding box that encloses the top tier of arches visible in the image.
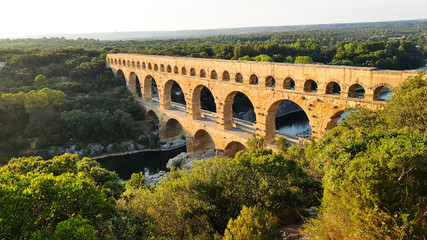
[106,54,414,102]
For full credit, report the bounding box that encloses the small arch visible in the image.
[304,80,318,92]
[142,62,146,69]
[136,62,141,68]
[182,67,187,75]
[210,70,217,79]
[265,76,276,87]
[373,85,392,101]
[192,129,215,155]
[325,82,341,95]
[154,64,158,71]
[148,63,152,70]
[164,119,185,140]
[173,66,179,74]
[131,61,135,67]
[235,73,243,83]
[118,59,122,65]
[249,74,258,85]
[167,65,172,73]
[222,71,230,81]
[126,60,130,66]
[200,69,206,78]
[283,77,295,89]
[160,64,165,72]
[348,84,365,98]
[114,59,117,64]
[224,141,246,158]
[190,68,196,76]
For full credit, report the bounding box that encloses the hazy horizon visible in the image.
[1,0,426,39]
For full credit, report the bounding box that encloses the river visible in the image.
[94,146,186,180]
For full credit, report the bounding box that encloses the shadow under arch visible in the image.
[191,129,215,155]
[163,118,185,141]
[266,99,312,142]
[143,75,159,102]
[128,72,141,97]
[163,79,186,109]
[115,69,124,78]
[223,91,256,129]
[325,110,345,131]
[145,110,160,137]
[224,141,246,158]
[191,84,217,119]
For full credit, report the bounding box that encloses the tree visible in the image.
[223,205,280,240]
[294,56,314,64]
[34,74,47,85]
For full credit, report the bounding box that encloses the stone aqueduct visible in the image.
[106,53,416,156]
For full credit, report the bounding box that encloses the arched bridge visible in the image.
[106,53,416,157]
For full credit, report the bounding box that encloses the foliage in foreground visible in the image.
[119,149,321,239]
[0,154,152,239]
[297,72,427,239]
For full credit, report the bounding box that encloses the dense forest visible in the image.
[0,27,426,239]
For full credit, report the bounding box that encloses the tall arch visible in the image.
[304,80,317,92]
[143,75,159,102]
[191,129,215,155]
[191,85,216,119]
[348,84,365,98]
[235,73,243,83]
[163,119,185,141]
[249,74,258,85]
[224,141,246,158]
[115,69,124,78]
[265,76,276,87]
[146,110,159,137]
[266,99,311,142]
[128,72,141,97]
[163,80,186,109]
[326,82,341,95]
[283,77,295,89]
[222,91,256,129]
[222,71,230,81]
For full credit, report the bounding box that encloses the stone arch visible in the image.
[249,74,258,85]
[167,65,172,73]
[304,79,318,92]
[142,62,146,69]
[146,110,159,122]
[191,85,217,119]
[325,82,341,95]
[143,75,159,102]
[115,69,124,78]
[160,64,165,72]
[163,79,186,109]
[126,60,130,66]
[283,77,295,89]
[235,73,243,83]
[265,76,276,87]
[222,91,257,129]
[191,129,216,155]
[348,84,365,98]
[224,141,246,158]
[128,72,141,97]
[148,63,152,70]
[137,62,141,68]
[146,110,160,136]
[373,83,393,101]
[182,67,187,75]
[131,61,135,67]
[200,69,206,78]
[114,59,117,64]
[118,59,122,65]
[265,99,312,142]
[325,110,345,131]
[154,64,159,71]
[222,71,230,81]
[190,68,196,76]
[163,118,185,141]
[173,66,179,74]
[210,70,217,79]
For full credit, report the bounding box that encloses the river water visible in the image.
[95,146,186,180]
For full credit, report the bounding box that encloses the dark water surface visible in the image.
[95,146,186,180]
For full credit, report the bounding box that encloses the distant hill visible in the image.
[24,19,427,41]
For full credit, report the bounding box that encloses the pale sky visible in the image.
[1,0,426,39]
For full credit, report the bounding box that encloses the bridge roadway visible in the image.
[106,53,417,157]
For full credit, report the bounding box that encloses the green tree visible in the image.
[294,56,314,64]
[34,74,48,85]
[223,205,281,240]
